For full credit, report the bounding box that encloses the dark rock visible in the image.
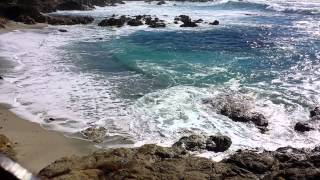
[294,122,314,132]
[0,4,46,23]
[0,134,16,160]
[80,127,107,143]
[58,29,68,32]
[47,15,94,25]
[206,135,232,152]
[310,107,320,118]
[56,1,92,11]
[38,143,320,180]
[174,21,178,24]
[0,76,3,80]
[173,134,232,152]
[195,18,203,23]
[172,135,206,151]
[157,0,166,5]
[127,18,143,26]
[39,144,256,180]
[98,16,126,27]
[17,15,36,24]
[210,20,220,25]
[177,15,198,27]
[149,21,166,28]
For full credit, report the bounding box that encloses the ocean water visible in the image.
[1,0,320,158]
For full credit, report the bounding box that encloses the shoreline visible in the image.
[0,104,96,174]
[0,20,48,34]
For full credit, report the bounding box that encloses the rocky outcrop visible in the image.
[203,94,268,133]
[0,134,16,160]
[0,17,7,28]
[46,15,94,25]
[294,107,320,133]
[157,0,166,5]
[80,127,107,143]
[98,16,126,27]
[172,134,232,152]
[56,1,93,11]
[176,15,198,27]
[0,3,94,25]
[38,144,320,180]
[210,20,219,25]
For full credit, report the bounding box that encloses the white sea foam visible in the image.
[0,0,320,159]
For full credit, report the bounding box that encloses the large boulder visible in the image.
[172,134,232,152]
[0,134,16,160]
[294,122,314,132]
[176,15,198,27]
[98,16,126,27]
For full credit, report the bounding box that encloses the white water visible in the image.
[0,0,320,160]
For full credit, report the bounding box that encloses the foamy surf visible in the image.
[0,0,320,160]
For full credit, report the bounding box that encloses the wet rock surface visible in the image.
[203,94,269,133]
[80,127,107,143]
[0,134,16,160]
[172,134,232,153]
[294,107,320,133]
[39,144,320,180]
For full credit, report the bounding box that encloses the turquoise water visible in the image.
[1,0,320,155]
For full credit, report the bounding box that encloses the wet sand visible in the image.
[0,104,95,174]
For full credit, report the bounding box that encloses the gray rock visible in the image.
[80,127,107,143]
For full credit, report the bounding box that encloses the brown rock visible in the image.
[0,134,16,160]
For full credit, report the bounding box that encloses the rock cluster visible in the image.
[294,107,320,133]
[98,15,166,28]
[172,134,232,152]
[38,143,320,180]
[203,94,269,133]
[0,3,94,25]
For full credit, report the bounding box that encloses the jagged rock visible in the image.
[56,1,92,11]
[204,94,269,133]
[149,21,166,28]
[47,15,94,25]
[38,144,256,180]
[157,0,166,5]
[58,29,68,32]
[195,18,203,23]
[127,18,143,26]
[98,16,126,27]
[80,127,107,143]
[0,76,3,79]
[294,122,314,132]
[17,15,36,24]
[206,135,232,152]
[39,144,320,180]
[172,134,232,152]
[0,134,16,160]
[210,20,220,25]
[310,107,320,117]
[177,15,198,27]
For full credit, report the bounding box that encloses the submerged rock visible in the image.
[98,16,126,27]
[0,134,16,160]
[80,127,107,143]
[209,20,220,25]
[172,134,232,152]
[294,122,314,132]
[58,29,68,33]
[157,0,166,5]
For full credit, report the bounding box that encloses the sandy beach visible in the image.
[0,104,95,174]
[0,20,47,34]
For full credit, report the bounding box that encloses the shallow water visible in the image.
[0,0,320,158]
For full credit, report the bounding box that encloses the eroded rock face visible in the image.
[38,144,255,180]
[0,134,16,160]
[38,144,320,180]
[203,94,268,133]
[172,134,232,152]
